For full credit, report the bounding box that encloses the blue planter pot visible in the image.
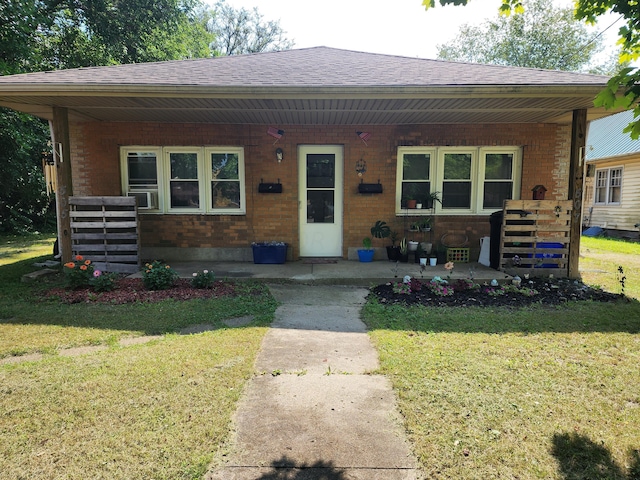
[252,243,288,264]
[357,249,375,262]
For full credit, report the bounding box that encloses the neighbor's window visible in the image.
[396,146,521,214]
[120,146,245,214]
[595,167,622,205]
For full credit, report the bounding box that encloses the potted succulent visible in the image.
[357,237,375,262]
[398,237,409,263]
[420,217,432,232]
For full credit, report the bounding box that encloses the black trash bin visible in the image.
[489,210,533,270]
[489,211,503,270]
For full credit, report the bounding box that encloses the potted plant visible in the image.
[420,217,432,232]
[398,237,409,263]
[429,246,438,266]
[387,230,401,261]
[409,221,421,232]
[404,195,417,209]
[426,191,442,210]
[370,220,391,244]
[357,237,375,262]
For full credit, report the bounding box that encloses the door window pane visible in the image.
[307,190,334,223]
[307,155,335,188]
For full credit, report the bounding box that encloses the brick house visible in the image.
[0,47,611,271]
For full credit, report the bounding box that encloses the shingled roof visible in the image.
[0,46,608,88]
[0,46,612,125]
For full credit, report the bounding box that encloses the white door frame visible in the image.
[298,145,343,257]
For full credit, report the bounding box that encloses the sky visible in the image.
[212,0,623,63]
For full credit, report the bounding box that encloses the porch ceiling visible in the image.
[0,86,609,125]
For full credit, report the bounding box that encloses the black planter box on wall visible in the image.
[358,183,383,194]
[258,182,283,193]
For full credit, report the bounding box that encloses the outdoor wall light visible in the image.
[276,147,284,163]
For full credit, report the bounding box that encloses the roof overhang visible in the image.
[0,83,610,125]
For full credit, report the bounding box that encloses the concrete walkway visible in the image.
[207,284,421,480]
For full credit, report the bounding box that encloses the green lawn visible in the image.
[2,234,640,479]
[362,236,640,479]
[0,236,277,479]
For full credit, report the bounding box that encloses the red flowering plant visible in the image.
[63,255,95,289]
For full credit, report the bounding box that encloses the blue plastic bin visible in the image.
[252,243,288,264]
[534,242,563,268]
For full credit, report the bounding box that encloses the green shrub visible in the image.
[142,260,179,290]
[191,269,215,289]
[91,270,119,292]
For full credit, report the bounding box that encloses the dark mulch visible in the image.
[43,278,238,304]
[370,277,624,308]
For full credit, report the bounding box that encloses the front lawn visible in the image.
[0,243,277,479]
[362,236,640,479]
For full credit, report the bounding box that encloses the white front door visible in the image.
[298,145,343,257]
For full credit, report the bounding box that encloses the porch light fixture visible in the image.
[276,148,284,163]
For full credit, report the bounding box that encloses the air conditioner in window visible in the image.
[127,190,158,209]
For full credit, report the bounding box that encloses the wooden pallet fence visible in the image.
[499,199,573,277]
[70,196,140,274]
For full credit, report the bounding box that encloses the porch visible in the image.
[132,259,510,286]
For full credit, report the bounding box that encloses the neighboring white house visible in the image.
[584,110,640,239]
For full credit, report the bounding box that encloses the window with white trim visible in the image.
[396,146,521,214]
[595,167,622,205]
[398,149,435,208]
[120,146,245,214]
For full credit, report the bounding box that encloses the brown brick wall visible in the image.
[70,122,568,259]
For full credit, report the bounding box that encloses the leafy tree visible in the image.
[436,0,620,74]
[208,0,294,56]
[0,110,52,234]
[0,0,215,233]
[423,0,640,137]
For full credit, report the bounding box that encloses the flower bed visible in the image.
[43,278,237,304]
[371,277,623,308]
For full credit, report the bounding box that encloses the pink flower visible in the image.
[93,270,102,277]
